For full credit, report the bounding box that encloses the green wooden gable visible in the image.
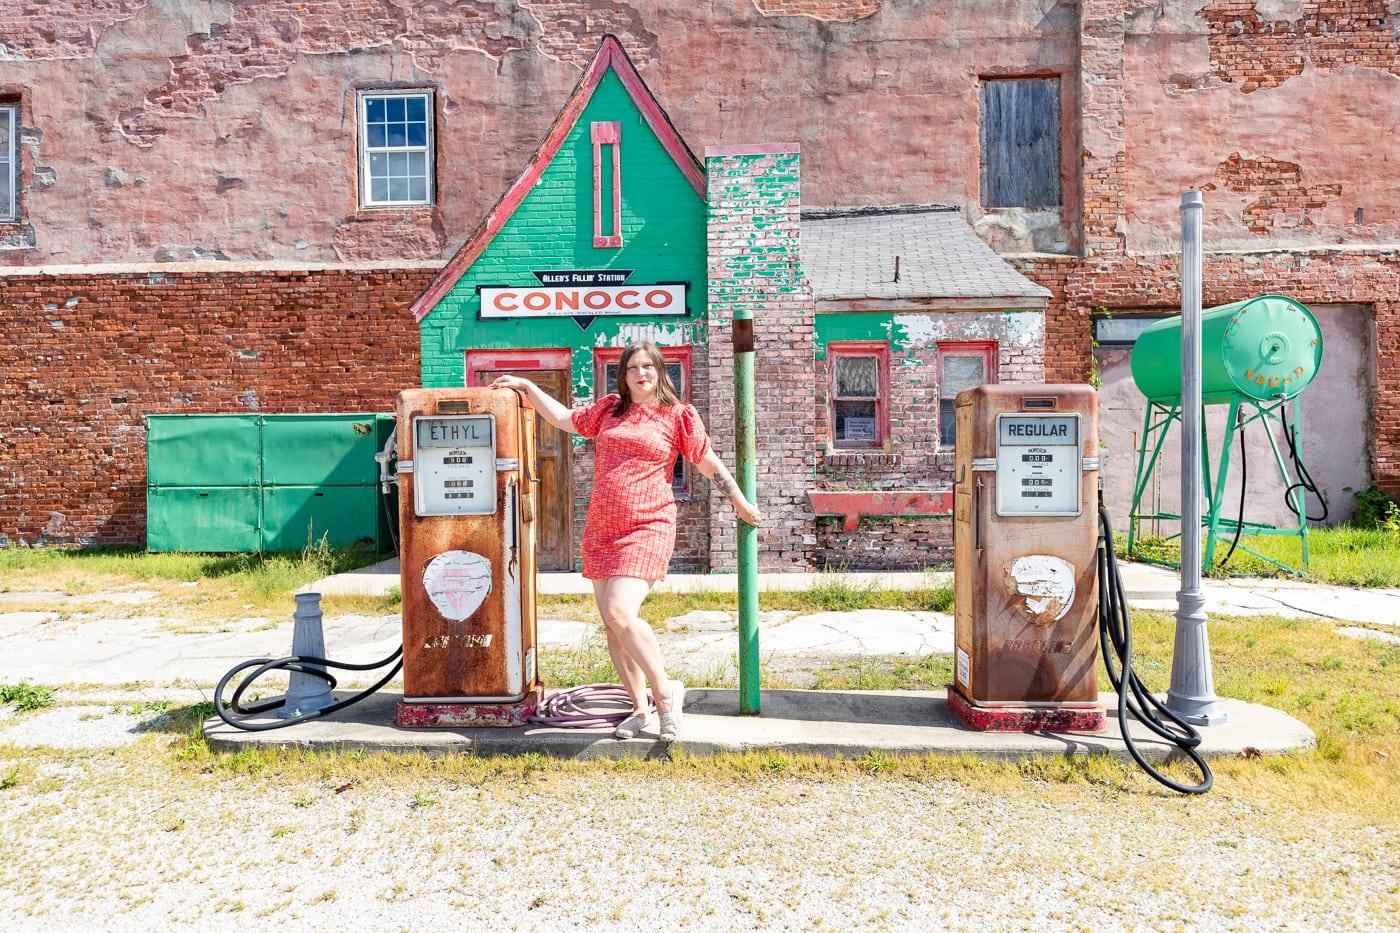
[411,35,708,396]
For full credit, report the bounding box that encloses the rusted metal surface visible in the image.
[396,388,539,710]
[396,686,544,728]
[952,384,1101,710]
[946,686,1105,734]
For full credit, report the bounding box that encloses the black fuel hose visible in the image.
[1098,506,1213,794]
[214,646,403,731]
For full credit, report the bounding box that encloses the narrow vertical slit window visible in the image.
[0,104,17,223]
[592,122,622,248]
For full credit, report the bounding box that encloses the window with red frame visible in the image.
[828,342,889,449]
[594,346,692,490]
[938,342,996,447]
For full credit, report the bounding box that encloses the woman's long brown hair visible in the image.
[611,340,678,416]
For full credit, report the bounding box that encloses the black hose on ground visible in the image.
[214,647,403,732]
[1098,505,1213,794]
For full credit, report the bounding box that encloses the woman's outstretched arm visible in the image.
[490,375,579,434]
[696,450,763,526]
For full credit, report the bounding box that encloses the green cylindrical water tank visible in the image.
[1130,295,1323,405]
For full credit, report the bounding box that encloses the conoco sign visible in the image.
[478,280,691,319]
[477,281,688,319]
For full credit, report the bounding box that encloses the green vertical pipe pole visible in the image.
[734,316,760,715]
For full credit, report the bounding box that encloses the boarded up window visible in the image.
[980,78,1061,209]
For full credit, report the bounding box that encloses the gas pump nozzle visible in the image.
[376,426,398,494]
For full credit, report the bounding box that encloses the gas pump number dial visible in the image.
[994,413,1081,516]
[414,415,496,516]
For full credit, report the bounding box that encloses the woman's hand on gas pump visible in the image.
[491,375,578,434]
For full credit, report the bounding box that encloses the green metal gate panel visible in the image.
[261,486,380,552]
[146,415,261,487]
[262,414,382,486]
[146,412,395,553]
[146,487,261,552]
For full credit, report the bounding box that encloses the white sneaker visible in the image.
[613,712,647,740]
[657,683,685,742]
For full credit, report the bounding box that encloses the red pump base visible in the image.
[947,686,1106,733]
[397,686,544,728]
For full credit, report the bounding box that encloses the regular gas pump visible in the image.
[950,383,1212,794]
[950,384,1104,732]
[393,388,542,727]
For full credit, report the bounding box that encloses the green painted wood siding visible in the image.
[421,71,708,396]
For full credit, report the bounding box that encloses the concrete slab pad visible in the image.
[202,688,1314,764]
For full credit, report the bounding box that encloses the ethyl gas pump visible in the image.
[394,387,542,727]
[214,386,543,732]
[950,383,1212,794]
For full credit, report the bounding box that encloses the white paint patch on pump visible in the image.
[1002,555,1076,624]
[422,550,493,622]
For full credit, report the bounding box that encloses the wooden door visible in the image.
[476,368,572,571]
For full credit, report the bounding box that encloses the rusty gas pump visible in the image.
[394,387,542,727]
[950,384,1105,732]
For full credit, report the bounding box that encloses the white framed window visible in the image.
[357,90,433,208]
[1,104,17,223]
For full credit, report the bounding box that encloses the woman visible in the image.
[492,341,762,741]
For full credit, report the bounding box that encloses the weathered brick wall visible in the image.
[0,266,426,546]
[1017,249,1400,498]
[814,516,954,571]
[1206,153,1343,236]
[706,144,815,571]
[814,315,1045,492]
[1199,0,1400,94]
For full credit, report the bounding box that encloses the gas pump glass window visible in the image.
[604,360,687,488]
[830,352,884,448]
[939,348,992,446]
[412,415,496,515]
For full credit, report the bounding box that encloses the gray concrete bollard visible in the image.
[279,592,335,718]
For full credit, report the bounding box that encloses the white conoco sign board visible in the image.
[478,283,687,318]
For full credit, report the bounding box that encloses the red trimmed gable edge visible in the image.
[410,35,706,322]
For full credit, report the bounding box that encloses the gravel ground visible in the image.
[0,699,1397,931]
[1,590,1397,930]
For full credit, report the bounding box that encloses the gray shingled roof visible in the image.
[800,206,1052,303]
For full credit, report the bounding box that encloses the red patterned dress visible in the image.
[571,394,711,582]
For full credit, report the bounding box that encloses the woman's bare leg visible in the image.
[592,576,678,714]
[604,626,648,714]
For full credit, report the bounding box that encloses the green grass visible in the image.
[0,540,395,620]
[0,681,56,712]
[1124,522,1400,587]
[537,571,954,625]
[3,545,1398,810]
